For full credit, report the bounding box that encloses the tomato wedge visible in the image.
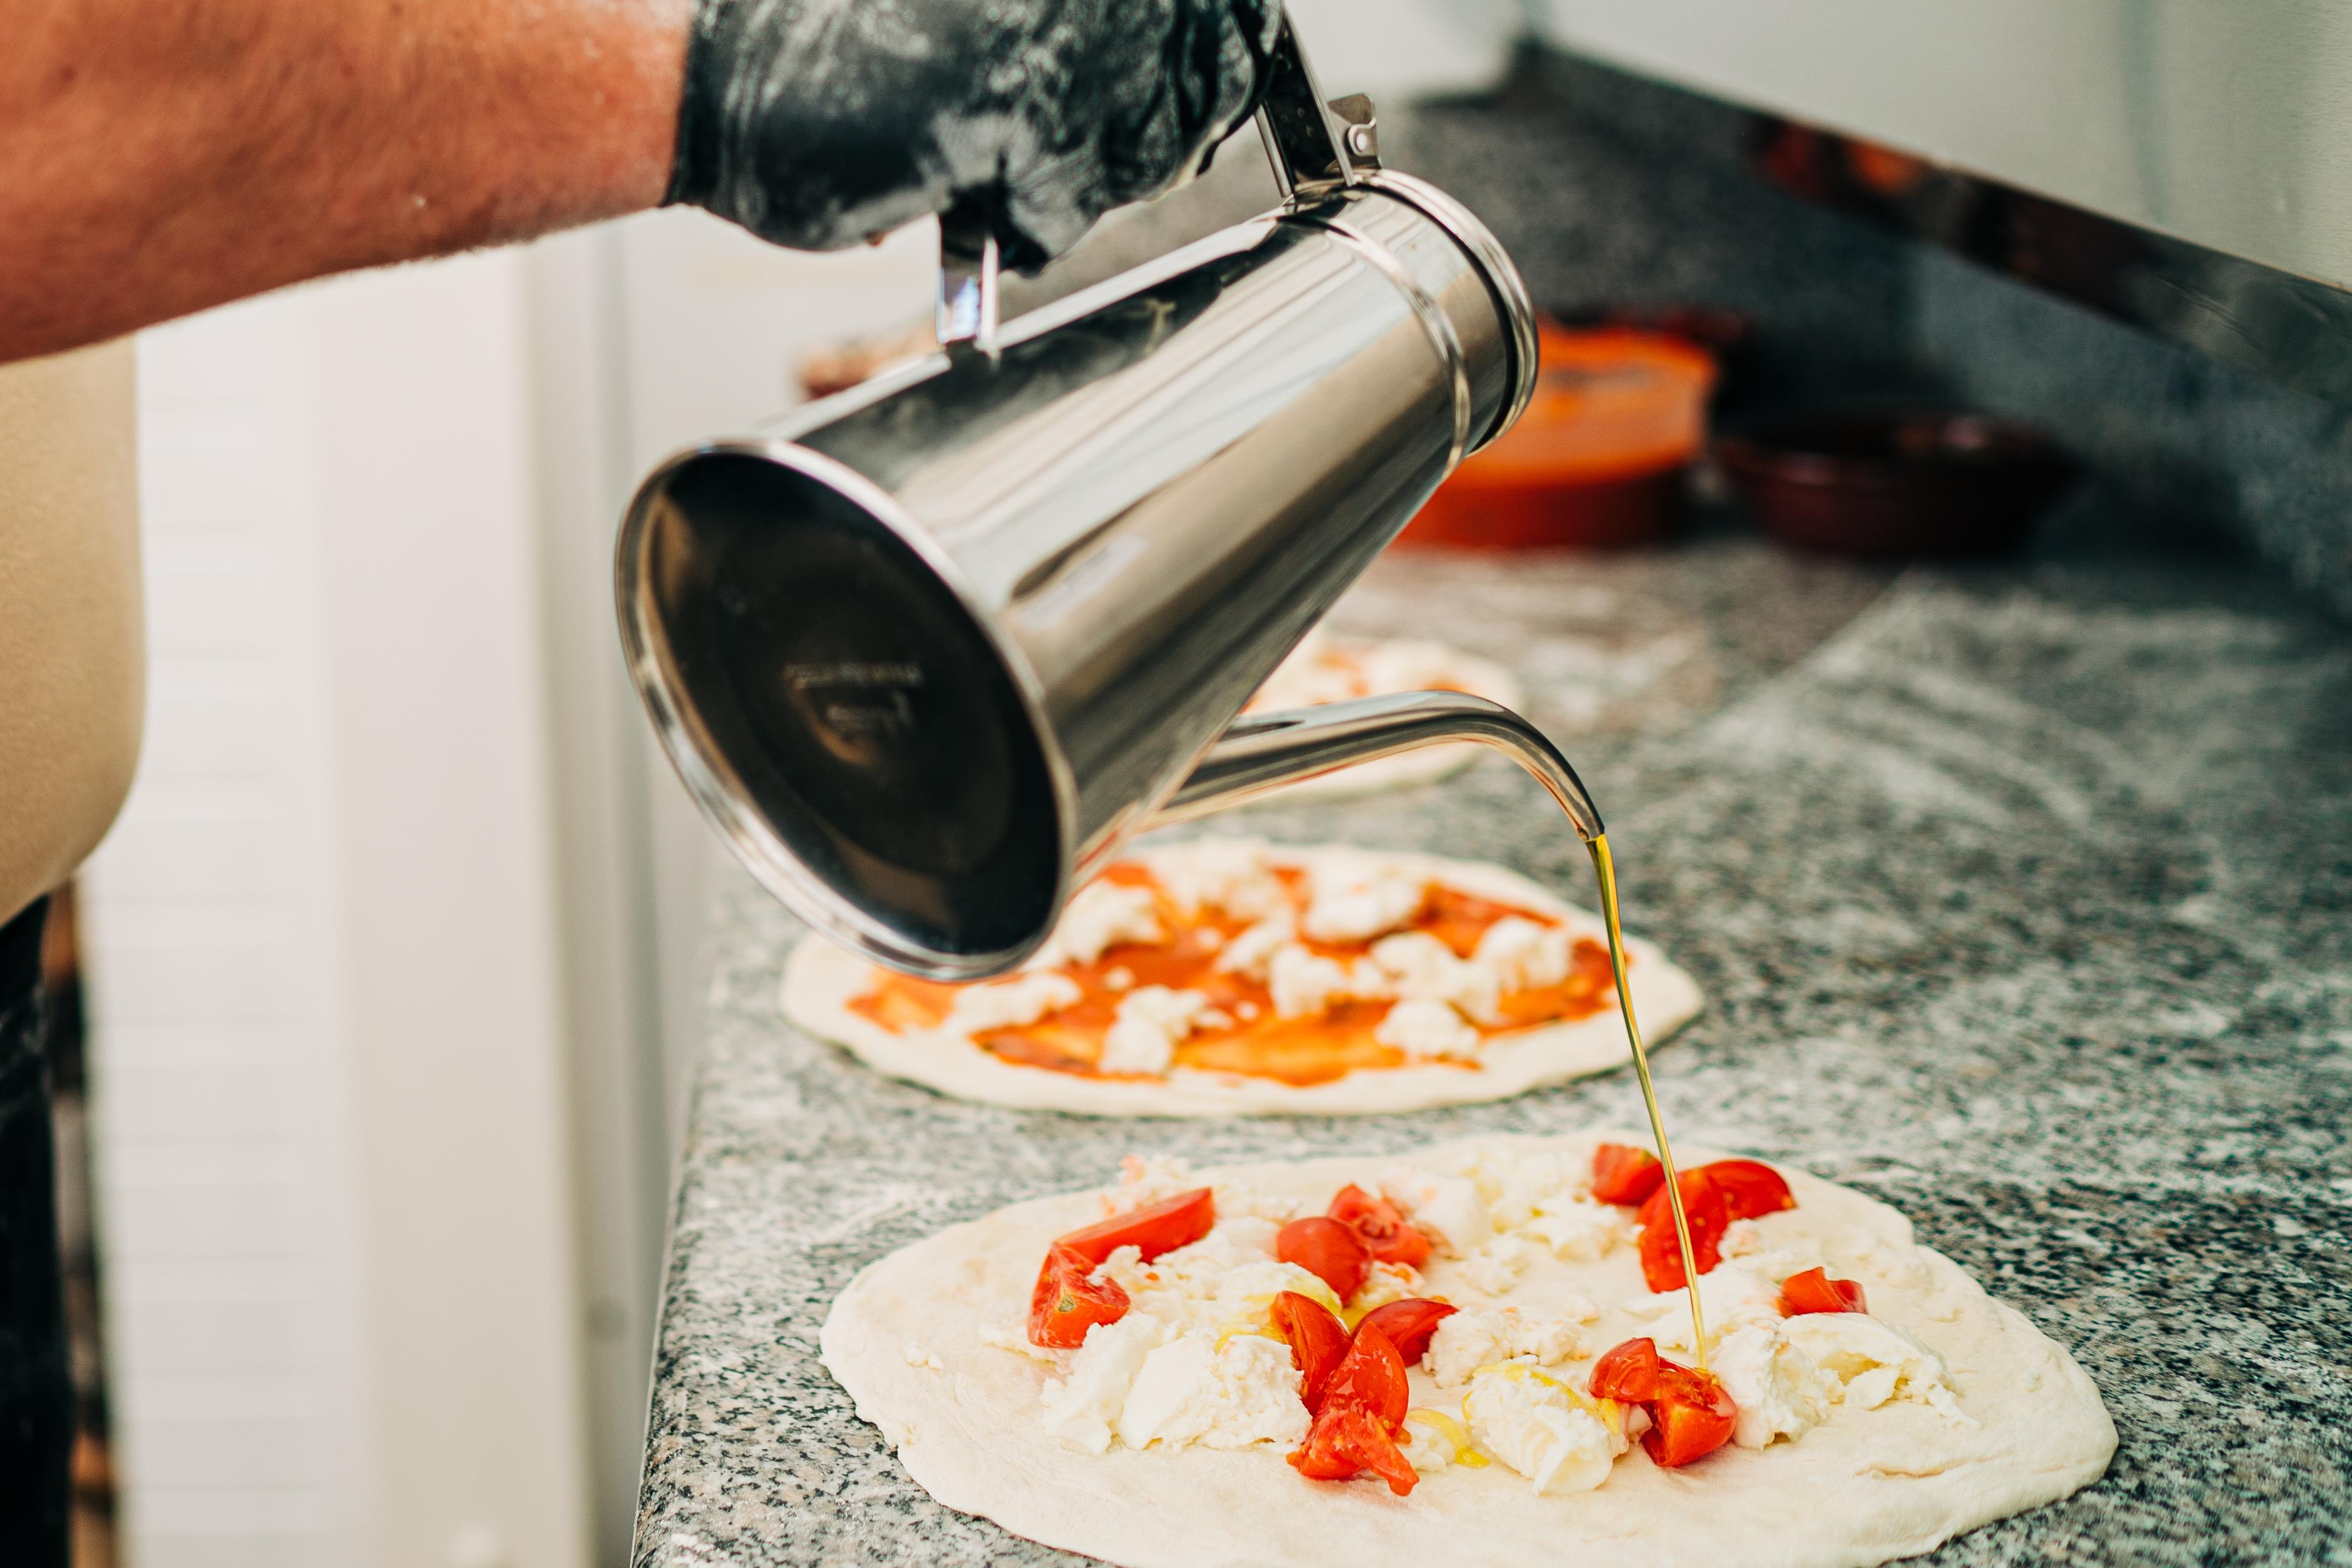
[1327,1184,1432,1269]
[1352,1298,1456,1368]
[1322,1323,1410,1429]
[1027,1242,1131,1348]
[1277,1216,1372,1302]
[1642,1363,1737,1468]
[1269,1290,1352,1410]
[1635,1170,1729,1292]
[1051,1187,1216,1266]
[1700,1159,1796,1222]
[1587,1336,1664,1403]
[1289,1399,1418,1495]
[1592,1142,1665,1206]
[1778,1266,1868,1316]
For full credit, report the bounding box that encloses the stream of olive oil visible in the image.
[1588,833,1709,1372]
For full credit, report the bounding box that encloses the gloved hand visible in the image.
[667,0,1284,273]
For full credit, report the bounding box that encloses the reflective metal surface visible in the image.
[617,32,1542,981]
[1153,691,1604,842]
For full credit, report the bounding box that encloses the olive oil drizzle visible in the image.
[1589,833,1709,1372]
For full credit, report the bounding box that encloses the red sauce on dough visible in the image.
[846,864,1621,1086]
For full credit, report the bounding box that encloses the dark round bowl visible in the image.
[1717,410,2077,558]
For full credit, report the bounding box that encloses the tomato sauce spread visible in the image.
[848,856,1619,1087]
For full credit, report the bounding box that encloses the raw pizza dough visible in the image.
[781,846,1703,1116]
[1242,628,1522,799]
[823,1133,2116,1568]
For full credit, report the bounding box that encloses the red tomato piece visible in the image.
[1700,1159,1796,1222]
[1778,1266,1869,1317]
[1277,1216,1372,1302]
[1587,1336,1664,1403]
[1052,1187,1217,1266]
[1635,1170,1729,1293]
[1592,1142,1665,1206]
[1351,1298,1457,1368]
[1288,1399,1419,1495]
[1327,1184,1434,1269]
[1269,1290,1352,1411]
[1321,1324,1411,1429]
[1026,1242,1130,1348]
[1641,1364,1737,1468]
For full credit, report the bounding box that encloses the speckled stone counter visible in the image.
[633,535,2352,1567]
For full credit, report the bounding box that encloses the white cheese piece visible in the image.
[1462,1368,1617,1495]
[1267,945,1390,1019]
[1036,882,1166,968]
[1458,1233,1534,1294]
[1040,1314,1168,1454]
[1212,911,1295,982]
[1375,998,1483,1059]
[1632,1262,1786,1351]
[1300,858,1429,943]
[1472,916,1576,994]
[1151,1214,1278,1273]
[1719,1216,1827,1280]
[1111,1153,1196,1208]
[1099,986,1223,1076]
[1367,931,1503,1026]
[1399,1409,1458,1475]
[1117,1331,1309,1451]
[946,972,1083,1033]
[1520,1199,1628,1262]
[1710,1324,1837,1449]
[1149,839,1292,921]
[1463,1143,1585,1230]
[1424,1306,1587,1389]
[1379,1168,1490,1257]
[1351,1259,1425,1313]
[1781,1313,1971,1421]
[1356,638,1462,693]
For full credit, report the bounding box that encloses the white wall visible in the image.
[85,251,593,1568]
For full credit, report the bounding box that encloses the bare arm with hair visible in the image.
[3,0,1280,368]
[3,0,692,364]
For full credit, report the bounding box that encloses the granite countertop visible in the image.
[633,531,2352,1567]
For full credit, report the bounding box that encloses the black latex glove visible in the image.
[667,0,1284,273]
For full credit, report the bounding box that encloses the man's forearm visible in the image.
[4,0,690,364]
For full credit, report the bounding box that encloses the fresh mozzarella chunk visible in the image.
[1472,916,1575,994]
[1100,987,1226,1075]
[1399,1409,1458,1475]
[1351,1259,1424,1313]
[1040,1314,1168,1454]
[1424,1306,1586,1389]
[1521,1199,1628,1262]
[1151,1215,1279,1273]
[1368,931,1503,1025]
[1149,839,1291,921]
[1212,911,1296,981]
[1719,1216,1827,1279]
[1112,1153,1196,1208]
[946,972,1082,1033]
[1710,1324,1837,1449]
[1267,946,1389,1019]
[1117,1331,1309,1451]
[1462,1369,1617,1495]
[1781,1314,1970,1421]
[1459,1233,1535,1294]
[1376,998,1483,1059]
[1300,858,1429,943]
[1463,1143,1585,1229]
[1356,638,1461,693]
[1379,1168,1490,1257]
[1631,1262,1786,1351]
[1034,881,1166,969]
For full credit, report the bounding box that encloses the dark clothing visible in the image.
[0,898,67,1566]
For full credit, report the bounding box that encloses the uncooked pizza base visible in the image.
[780,850,1703,1116]
[822,1133,2116,1568]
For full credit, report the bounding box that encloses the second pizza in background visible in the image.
[1242,627,1522,799]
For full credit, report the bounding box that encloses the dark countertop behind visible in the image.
[633,532,2352,1566]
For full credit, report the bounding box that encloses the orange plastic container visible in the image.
[1398,325,1717,549]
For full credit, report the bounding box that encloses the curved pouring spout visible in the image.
[1150,691,1605,843]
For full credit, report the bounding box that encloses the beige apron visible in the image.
[0,342,145,926]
